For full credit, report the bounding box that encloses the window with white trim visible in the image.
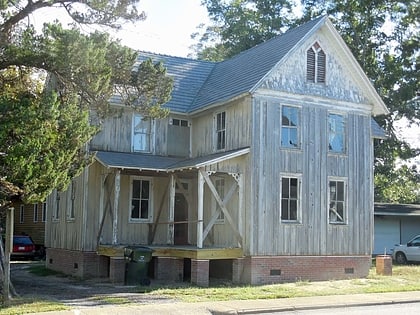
[53,191,60,221]
[132,114,153,152]
[42,202,47,222]
[328,113,346,153]
[281,106,300,148]
[307,42,326,83]
[130,177,152,221]
[215,111,226,151]
[328,179,347,224]
[68,180,76,220]
[280,175,301,222]
[33,204,38,222]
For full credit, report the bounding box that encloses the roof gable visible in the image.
[136,16,388,116]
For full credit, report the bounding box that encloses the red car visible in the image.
[12,235,36,259]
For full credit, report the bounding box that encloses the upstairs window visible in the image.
[307,42,326,83]
[215,111,226,151]
[132,114,152,152]
[328,113,346,153]
[130,177,152,222]
[281,106,300,148]
[171,118,189,127]
[328,179,347,224]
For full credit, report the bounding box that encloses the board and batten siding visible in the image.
[191,97,252,157]
[250,96,373,256]
[89,108,170,155]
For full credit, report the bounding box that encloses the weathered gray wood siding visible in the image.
[248,29,375,256]
[191,97,252,157]
[89,108,170,155]
[45,169,87,250]
[250,97,373,256]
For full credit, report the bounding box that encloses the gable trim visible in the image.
[323,19,389,116]
[250,16,328,94]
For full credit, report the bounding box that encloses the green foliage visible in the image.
[375,165,420,204]
[194,0,419,203]
[0,69,97,203]
[0,1,173,204]
[191,0,294,60]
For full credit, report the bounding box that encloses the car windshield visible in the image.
[14,237,33,245]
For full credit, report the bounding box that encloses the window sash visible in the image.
[328,114,345,153]
[133,114,152,152]
[216,112,226,150]
[131,179,151,221]
[281,176,300,222]
[329,179,346,224]
[281,106,300,148]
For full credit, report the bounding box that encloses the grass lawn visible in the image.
[1,263,420,314]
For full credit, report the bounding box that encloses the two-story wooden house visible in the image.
[45,16,388,286]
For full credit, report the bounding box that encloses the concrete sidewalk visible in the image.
[29,291,420,315]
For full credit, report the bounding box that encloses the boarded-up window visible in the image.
[307,42,326,83]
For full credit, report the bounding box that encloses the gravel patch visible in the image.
[10,260,176,308]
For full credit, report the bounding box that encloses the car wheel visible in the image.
[395,252,407,264]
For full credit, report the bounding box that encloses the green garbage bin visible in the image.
[124,246,153,285]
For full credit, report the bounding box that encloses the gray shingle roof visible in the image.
[95,147,250,171]
[136,16,326,113]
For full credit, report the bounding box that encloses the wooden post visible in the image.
[112,170,120,245]
[4,207,14,303]
[168,174,175,244]
[197,169,204,248]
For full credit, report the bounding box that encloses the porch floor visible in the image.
[97,244,243,260]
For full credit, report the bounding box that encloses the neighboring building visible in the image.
[12,201,46,249]
[45,16,389,286]
[374,203,420,255]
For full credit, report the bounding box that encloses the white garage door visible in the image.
[374,217,400,255]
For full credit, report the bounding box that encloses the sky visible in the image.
[32,0,208,58]
[30,0,419,157]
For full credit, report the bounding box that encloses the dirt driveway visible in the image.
[10,260,175,308]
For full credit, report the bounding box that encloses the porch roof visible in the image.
[94,147,250,172]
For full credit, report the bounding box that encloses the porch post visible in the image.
[112,169,120,245]
[168,174,175,244]
[237,174,244,247]
[197,169,205,248]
